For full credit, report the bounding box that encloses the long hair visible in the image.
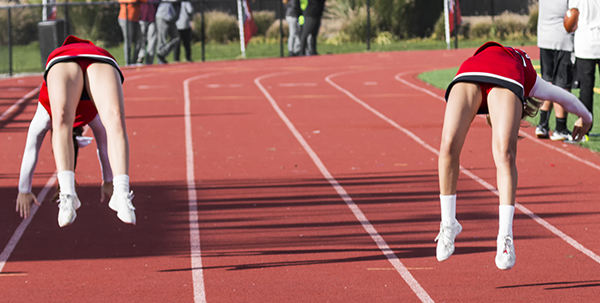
[485,97,543,132]
[522,96,542,119]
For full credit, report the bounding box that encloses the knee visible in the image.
[439,133,462,160]
[492,144,517,169]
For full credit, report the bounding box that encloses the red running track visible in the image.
[1,47,600,302]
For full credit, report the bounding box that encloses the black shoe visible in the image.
[157,54,168,64]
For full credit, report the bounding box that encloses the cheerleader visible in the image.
[15,102,112,220]
[436,41,592,270]
[42,35,135,227]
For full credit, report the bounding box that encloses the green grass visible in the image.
[418,61,600,152]
[1,37,537,75]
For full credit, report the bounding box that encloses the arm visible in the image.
[184,1,193,15]
[88,114,114,202]
[529,76,592,139]
[16,103,51,218]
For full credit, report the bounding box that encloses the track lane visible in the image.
[323,65,600,301]
[1,47,600,302]
[186,69,426,302]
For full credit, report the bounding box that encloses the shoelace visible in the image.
[500,236,513,255]
[434,226,453,244]
[57,194,73,211]
[124,191,136,211]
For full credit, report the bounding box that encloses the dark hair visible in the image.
[72,126,84,170]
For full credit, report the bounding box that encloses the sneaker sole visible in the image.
[436,222,462,262]
[58,210,77,227]
[117,211,136,225]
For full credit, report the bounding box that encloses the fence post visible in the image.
[125,2,130,65]
[63,2,70,36]
[7,7,12,76]
[201,0,205,62]
[279,0,283,57]
[453,0,458,49]
[366,0,370,51]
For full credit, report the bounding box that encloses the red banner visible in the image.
[242,0,258,47]
[449,0,462,33]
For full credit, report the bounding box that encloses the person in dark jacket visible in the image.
[298,0,325,56]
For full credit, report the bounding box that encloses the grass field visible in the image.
[0,38,537,76]
[418,62,600,152]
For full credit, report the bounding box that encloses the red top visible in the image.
[38,36,123,128]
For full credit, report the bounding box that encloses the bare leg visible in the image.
[84,63,129,176]
[438,83,482,195]
[486,87,521,270]
[84,63,135,225]
[486,88,522,206]
[554,103,565,118]
[47,62,84,172]
[540,100,553,112]
[47,62,84,227]
[435,82,482,262]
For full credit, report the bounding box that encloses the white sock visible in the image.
[440,194,457,224]
[113,174,130,195]
[57,171,76,196]
[498,205,515,237]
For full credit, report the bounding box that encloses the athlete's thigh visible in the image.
[441,82,482,147]
[46,62,84,118]
[486,87,522,151]
[84,63,125,119]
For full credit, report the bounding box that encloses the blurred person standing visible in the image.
[118,0,146,66]
[535,0,575,141]
[155,0,182,64]
[174,1,194,62]
[138,0,159,64]
[569,0,600,137]
[298,0,325,56]
[284,0,302,56]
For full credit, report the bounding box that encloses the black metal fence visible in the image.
[0,0,535,77]
[0,0,290,76]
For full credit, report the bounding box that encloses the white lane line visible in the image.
[184,73,223,303]
[278,83,318,87]
[0,85,40,122]
[0,174,56,272]
[394,72,600,172]
[0,71,160,273]
[255,72,434,303]
[326,71,600,266]
[393,72,600,265]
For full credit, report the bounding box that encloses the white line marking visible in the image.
[0,71,159,273]
[255,72,434,303]
[0,174,56,273]
[0,85,41,122]
[329,71,600,265]
[278,83,318,87]
[394,72,600,172]
[184,73,222,303]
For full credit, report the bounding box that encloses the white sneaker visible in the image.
[550,129,572,141]
[434,220,462,261]
[495,235,516,270]
[109,191,136,225]
[57,194,81,227]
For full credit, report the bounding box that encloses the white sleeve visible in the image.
[88,114,113,182]
[529,76,593,123]
[18,103,52,193]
